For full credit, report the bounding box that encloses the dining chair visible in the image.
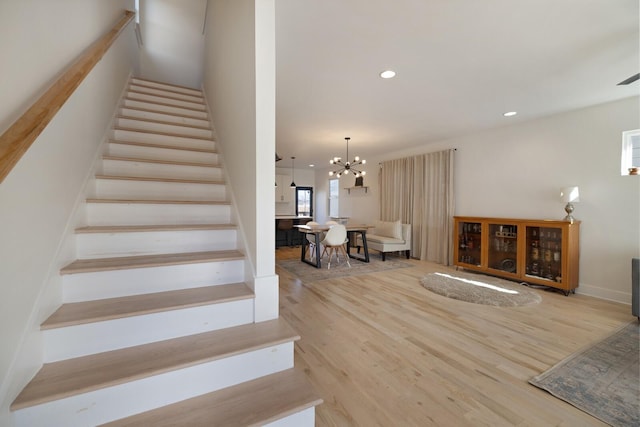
[320,224,350,269]
[324,220,347,255]
[305,221,320,261]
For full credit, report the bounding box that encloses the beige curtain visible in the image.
[379,149,454,265]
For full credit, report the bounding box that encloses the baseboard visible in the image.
[576,283,632,305]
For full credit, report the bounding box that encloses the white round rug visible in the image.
[420,270,542,307]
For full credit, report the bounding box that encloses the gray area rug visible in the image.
[277,254,411,283]
[529,321,639,427]
[420,270,542,307]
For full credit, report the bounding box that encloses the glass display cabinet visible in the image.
[453,217,580,295]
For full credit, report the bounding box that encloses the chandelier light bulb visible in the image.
[328,137,366,179]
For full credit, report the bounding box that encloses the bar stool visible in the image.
[277,219,294,247]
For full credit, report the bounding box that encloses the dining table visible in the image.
[294,223,372,269]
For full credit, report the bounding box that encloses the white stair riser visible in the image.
[122,99,208,119]
[129,85,204,104]
[92,179,226,201]
[111,129,214,150]
[106,142,219,164]
[101,159,223,181]
[119,108,210,128]
[127,92,206,111]
[43,299,254,362]
[76,229,237,258]
[86,202,231,226]
[13,343,294,427]
[264,408,316,427]
[131,78,203,97]
[115,118,213,139]
[62,260,245,302]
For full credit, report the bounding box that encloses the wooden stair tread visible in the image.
[128,86,204,101]
[101,368,322,427]
[60,250,243,275]
[42,283,253,329]
[85,198,229,205]
[127,89,205,105]
[130,77,203,94]
[11,319,298,410]
[113,126,213,141]
[116,115,211,131]
[108,139,217,154]
[129,82,204,102]
[122,97,206,113]
[95,175,225,185]
[102,155,219,168]
[118,106,207,122]
[121,100,207,118]
[75,224,236,233]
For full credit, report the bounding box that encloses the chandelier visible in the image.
[329,137,366,178]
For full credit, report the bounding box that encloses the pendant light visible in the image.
[290,156,296,188]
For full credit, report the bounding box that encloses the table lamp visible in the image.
[560,186,580,223]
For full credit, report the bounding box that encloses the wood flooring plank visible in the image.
[60,250,243,275]
[275,247,630,427]
[11,319,298,410]
[101,368,322,427]
[41,283,253,329]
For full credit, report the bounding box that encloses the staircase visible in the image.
[10,77,321,426]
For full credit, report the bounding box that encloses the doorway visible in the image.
[295,186,313,217]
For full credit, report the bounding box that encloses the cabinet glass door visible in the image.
[487,223,518,274]
[457,221,482,266]
[525,226,562,282]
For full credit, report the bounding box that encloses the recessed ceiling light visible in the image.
[503,111,517,117]
[380,70,396,79]
[309,164,315,168]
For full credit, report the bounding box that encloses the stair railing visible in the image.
[0,10,135,184]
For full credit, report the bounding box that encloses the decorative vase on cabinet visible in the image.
[453,216,580,295]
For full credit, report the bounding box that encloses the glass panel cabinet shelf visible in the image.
[457,221,482,267]
[453,217,580,295]
[525,226,563,283]
[488,223,518,275]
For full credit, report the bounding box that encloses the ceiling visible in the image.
[274,0,639,168]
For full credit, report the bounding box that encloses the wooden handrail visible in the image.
[0,10,135,183]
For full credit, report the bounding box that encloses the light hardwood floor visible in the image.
[276,247,632,426]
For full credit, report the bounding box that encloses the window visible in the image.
[295,187,313,217]
[621,129,640,175]
[328,179,339,217]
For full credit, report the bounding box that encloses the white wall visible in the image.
[0,1,136,423]
[138,0,206,88]
[324,96,640,304]
[203,0,278,321]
